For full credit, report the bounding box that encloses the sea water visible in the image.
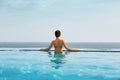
[0,42,120,80]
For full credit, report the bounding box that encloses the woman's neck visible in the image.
[56,37,60,39]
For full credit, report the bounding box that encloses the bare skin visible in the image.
[40,37,77,53]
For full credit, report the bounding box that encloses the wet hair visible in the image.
[55,30,61,37]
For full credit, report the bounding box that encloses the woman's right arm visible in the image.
[63,41,79,51]
[63,40,75,51]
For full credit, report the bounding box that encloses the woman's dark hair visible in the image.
[55,30,61,37]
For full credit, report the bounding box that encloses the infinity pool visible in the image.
[0,50,120,80]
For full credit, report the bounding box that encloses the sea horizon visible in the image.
[1,42,120,50]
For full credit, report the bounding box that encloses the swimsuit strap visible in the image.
[54,45,63,48]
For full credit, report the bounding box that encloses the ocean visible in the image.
[1,42,120,49]
[0,42,120,80]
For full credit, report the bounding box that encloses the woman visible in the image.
[40,30,78,53]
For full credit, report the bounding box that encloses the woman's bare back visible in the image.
[52,38,63,52]
[40,30,77,53]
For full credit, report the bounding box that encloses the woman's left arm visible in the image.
[40,41,53,50]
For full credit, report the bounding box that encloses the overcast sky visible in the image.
[0,0,120,42]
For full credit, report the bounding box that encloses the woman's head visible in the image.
[55,30,61,37]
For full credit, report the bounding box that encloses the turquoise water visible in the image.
[0,42,120,80]
[0,50,120,80]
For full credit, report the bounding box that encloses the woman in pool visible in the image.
[40,30,78,53]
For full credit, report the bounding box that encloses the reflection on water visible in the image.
[47,51,69,69]
[0,50,120,80]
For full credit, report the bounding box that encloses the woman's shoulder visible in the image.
[52,40,55,43]
[60,39,65,43]
[52,39,64,42]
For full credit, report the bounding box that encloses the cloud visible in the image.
[0,0,58,12]
[0,0,120,42]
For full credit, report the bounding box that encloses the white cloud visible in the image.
[0,0,120,42]
[0,0,58,11]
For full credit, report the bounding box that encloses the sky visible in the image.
[0,0,120,42]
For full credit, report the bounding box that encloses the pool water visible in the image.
[0,51,120,80]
